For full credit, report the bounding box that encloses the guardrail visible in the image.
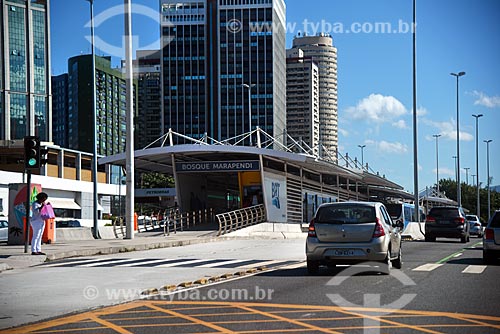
[216,204,266,236]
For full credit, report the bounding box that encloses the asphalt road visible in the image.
[2,237,500,333]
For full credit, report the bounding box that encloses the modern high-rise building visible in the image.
[286,49,320,156]
[55,55,137,156]
[0,0,51,142]
[160,0,286,145]
[51,73,68,148]
[288,34,338,160]
[132,50,162,150]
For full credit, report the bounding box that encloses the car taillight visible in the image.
[426,216,435,223]
[454,217,465,224]
[308,219,317,237]
[372,218,385,238]
[485,228,494,240]
[474,223,481,227]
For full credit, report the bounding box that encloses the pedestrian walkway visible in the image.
[0,229,219,272]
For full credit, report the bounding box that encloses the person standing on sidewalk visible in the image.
[31,192,48,255]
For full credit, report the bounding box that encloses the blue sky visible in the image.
[50,0,499,193]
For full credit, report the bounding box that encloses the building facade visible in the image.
[51,73,68,148]
[286,49,319,156]
[288,34,338,160]
[0,0,51,142]
[53,55,137,156]
[132,50,162,150]
[160,0,286,145]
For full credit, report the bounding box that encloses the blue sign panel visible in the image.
[176,160,260,173]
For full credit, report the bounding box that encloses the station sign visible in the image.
[176,160,260,173]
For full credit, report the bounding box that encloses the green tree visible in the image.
[139,172,175,188]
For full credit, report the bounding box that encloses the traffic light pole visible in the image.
[24,169,31,253]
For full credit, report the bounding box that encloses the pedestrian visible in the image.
[31,192,48,255]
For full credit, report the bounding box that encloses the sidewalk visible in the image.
[0,229,219,272]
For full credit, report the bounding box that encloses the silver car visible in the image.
[483,210,500,264]
[306,202,403,274]
[467,215,484,237]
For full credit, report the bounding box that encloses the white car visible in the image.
[0,219,8,242]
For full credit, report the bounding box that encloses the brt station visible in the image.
[100,129,415,230]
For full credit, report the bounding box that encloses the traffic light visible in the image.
[23,136,40,169]
[39,147,49,167]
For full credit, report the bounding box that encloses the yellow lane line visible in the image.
[87,314,132,334]
[146,302,238,334]
[450,316,500,330]
[236,305,343,334]
[27,326,105,333]
[333,309,442,334]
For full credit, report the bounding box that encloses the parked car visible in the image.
[0,219,8,242]
[483,210,500,264]
[56,220,81,228]
[425,206,470,243]
[306,202,403,274]
[466,214,484,237]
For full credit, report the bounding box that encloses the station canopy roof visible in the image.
[99,129,414,200]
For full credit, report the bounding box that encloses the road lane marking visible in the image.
[88,314,132,334]
[462,265,487,274]
[80,258,143,267]
[154,259,209,268]
[115,258,177,267]
[235,259,281,269]
[412,263,443,271]
[198,259,249,267]
[453,253,463,258]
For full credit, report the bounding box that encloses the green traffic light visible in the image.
[28,158,37,166]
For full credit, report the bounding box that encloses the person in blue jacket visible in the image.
[31,192,48,255]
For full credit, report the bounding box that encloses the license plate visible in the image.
[334,249,354,256]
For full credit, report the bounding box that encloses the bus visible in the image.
[385,203,424,231]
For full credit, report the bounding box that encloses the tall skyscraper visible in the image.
[51,73,68,147]
[57,55,137,156]
[286,49,320,156]
[0,0,51,141]
[161,0,286,145]
[288,34,338,160]
[132,50,162,150]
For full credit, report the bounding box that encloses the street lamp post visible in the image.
[473,114,483,219]
[358,145,366,171]
[484,140,492,220]
[464,167,470,185]
[452,156,458,194]
[86,0,99,238]
[433,134,441,192]
[241,83,256,146]
[450,71,465,207]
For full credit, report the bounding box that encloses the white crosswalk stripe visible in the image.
[197,259,249,268]
[412,263,443,272]
[81,258,145,267]
[115,258,176,267]
[236,259,282,269]
[154,259,218,268]
[462,265,487,274]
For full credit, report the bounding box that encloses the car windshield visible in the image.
[385,204,402,218]
[429,208,459,218]
[316,204,376,224]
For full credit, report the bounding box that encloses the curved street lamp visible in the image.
[433,134,441,192]
[484,139,492,220]
[473,114,483,218]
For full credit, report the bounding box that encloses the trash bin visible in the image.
[23,218,55,244]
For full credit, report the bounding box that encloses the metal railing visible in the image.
[164,208,215,236]
[216,204,266,236]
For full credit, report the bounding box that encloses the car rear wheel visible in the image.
[425,236,435,242]
[380,249,391,275]
[461,236,467,243]
[392,246,402,269]
[307,259,320,274]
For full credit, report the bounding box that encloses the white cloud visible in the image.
[392,120,408,129]
[338,128,349,137]
[434,167,455,177]
[422,119,474,142]
[472,91,500,108]
[366,140,408,154]
[345,94,407,123]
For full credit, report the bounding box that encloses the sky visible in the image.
[49,0,500,194]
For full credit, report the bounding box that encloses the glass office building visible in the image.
[0,0,51,141]
[161,0,286,145]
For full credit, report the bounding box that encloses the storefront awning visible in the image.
[49,198,81,210]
